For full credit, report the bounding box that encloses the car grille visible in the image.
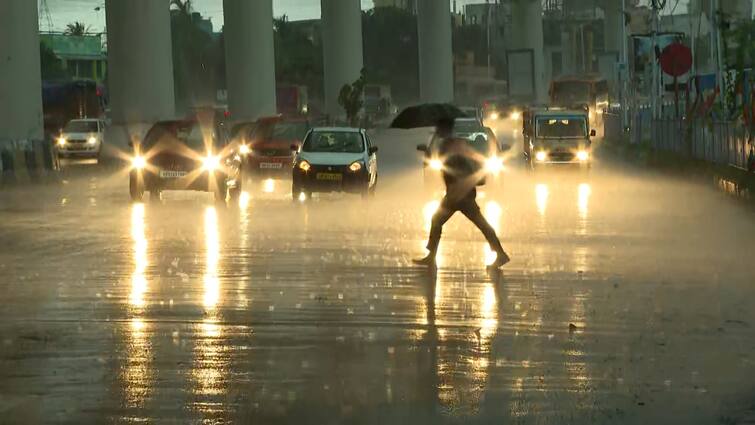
[259,149,291,157]
[67,139,87,144]
[151,153,197,171]
[548,152,575,161]
[310,164,348,174]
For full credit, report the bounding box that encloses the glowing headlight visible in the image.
[131,156,147,169]
[485,157,504,173]
[510,111,521,120]
[576,150,590,161]
[239,144,250,155]
[488,112,499,121]
[535,151,547,162]
[57,137,67,146]
[87,137,97,145]
[429,159,443,170]
[202,155,221,171]
[349,162,363,172]
[298,160,311,172]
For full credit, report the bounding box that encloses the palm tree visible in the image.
[64,21,90,36]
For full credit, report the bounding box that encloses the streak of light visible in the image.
[577,183,591,220]
[130,203,148,308]
[535,184,549,217]
[203,206,220,310]
[263,178,275,193]
[238,191,250,210]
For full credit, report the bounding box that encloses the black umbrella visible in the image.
[390,103,468,129]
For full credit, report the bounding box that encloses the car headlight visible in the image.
[485,157,503,173]
[57,137,66,146]
[429,159,443,170]
[298,160,311,172]
[87,137,97,145]
[202,155,221,171]
[510,111,521,120]
[576,150,590,161]
[239,144,250,155]
[131,156,147,169]
[535,151,547,162]
[349,161,363,172]
[488,112,499,120]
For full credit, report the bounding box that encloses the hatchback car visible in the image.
[129,119,242,202]
[56,118,106,160]
[291,128,378,200]
[232,116,311,181]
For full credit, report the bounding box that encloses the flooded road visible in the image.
[1,130,754,424]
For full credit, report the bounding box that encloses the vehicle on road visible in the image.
[458,106,483,124]
[56,118,106,161]
[523,108,595,168]
[232,116,311,182]
[292,127,378,200]
[129,119,242,203]
[417,118,507,189]
[549,75,609,125]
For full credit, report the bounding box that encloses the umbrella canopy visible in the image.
[390,103,468,129]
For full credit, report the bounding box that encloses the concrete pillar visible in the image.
[603,1,622,54]
[510,0,546,102]
[105,0,175,152]
[417,0,454,103]
[560,27,576,76]
[321,0,364,119]
[223,0,277,121]
[0,0,43,143]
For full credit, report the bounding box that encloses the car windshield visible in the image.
[144,122,220,151]
[252,121,309,141]
[64,121,98,133]
[302,131,364,153]
[536,117,587,138]
[551,82,591,103]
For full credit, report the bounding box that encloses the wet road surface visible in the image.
[1,130,755,424]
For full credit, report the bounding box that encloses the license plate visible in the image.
[159,170,187,178]
[316,172,342,181]
[260,162,283,169]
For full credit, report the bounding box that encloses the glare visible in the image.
[485,156,504,174]
[577,150,590,162]
[488,112,499,120]
[298,192,307,202]
[535,184,549,217]
[238,191,250,209]
[130,203,148,308]
[429,159,443,170]
[263,178,275,193]
[510,111,521,120]
[578,183,591,219]
[298,160,311,172]
[202,155,221,172]
[57,137,66,146]
[349,162,363,172]
[87,137,97,145]
[535,151,547,162]
[131,156,147,170]
[239,144,250,155]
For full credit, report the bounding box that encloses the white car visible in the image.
[56,118,106,160]
[291,127,378,200]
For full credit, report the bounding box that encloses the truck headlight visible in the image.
[429,159,443,170]
[131,156,147,170]
[535,151,547,162]
[202,155,221,171]
[510,111,521,120]
[87,137,97,145]
[239,144,250,155]
[349,161,363,172]
[485,157,503,173]
[298,160,311,172]
[576,150,589,161]
[57,137,67,146]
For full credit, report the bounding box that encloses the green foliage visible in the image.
[338,68,367,126]
[720,15,755,118]
[39,42,70,80]
[64,21,90,36]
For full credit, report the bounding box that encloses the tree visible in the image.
[338,68,367,126]
[40,42,70,80]
[64,21,90,36]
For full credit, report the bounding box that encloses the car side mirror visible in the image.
[290,144,298,152]
[369,146,378,155]
[590,129,597,137]
[416,144,427,152]
[500,143,511,152]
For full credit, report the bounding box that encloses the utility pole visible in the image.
[621,0,629,128]
[650,1,660,119]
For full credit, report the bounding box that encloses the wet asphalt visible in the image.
[1,128,755,424]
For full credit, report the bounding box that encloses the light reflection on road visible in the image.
[130,203,148,308]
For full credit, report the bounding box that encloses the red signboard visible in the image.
[660,43,693,77]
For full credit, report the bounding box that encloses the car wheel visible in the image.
[129,173,145,202]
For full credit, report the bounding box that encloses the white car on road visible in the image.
[56,118,106,161]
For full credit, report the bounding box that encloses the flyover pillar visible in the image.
[223,0,277,121]
[603,1,622,55]
[510,0,546,102]
[417,0,454,103]
[0,0,46,182]
[105,0,175,156]
[321,0,364,120]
